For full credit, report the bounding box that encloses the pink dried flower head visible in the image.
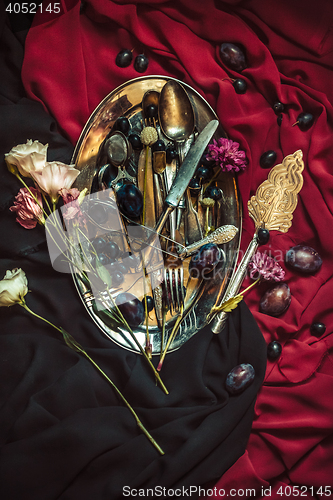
[59,188,84,221]
[5,140,48,178]
[207,138,247,173]
[59,188,80,204]
[31,161,80,204]
[248,252,285,281]
[10,187,45,229]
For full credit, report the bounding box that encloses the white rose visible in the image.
[0,268,28,307]
[5,139,48,178]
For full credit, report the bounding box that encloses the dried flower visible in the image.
[5,140,48,178]
[248,252,285,281]
[59,188,83,221]
[0,268,28,307]
[10,187,45,229]
[31,162,80,204]
[60,187,81,204]
[200,197,215,208]
[200,198,215,237]
[207,138,247,172]
[140,127,158,146]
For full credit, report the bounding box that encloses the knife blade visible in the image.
[154,119,219,234]
[165,119,218,208]
[137,148,165,325]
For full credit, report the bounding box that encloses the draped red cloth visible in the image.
[22,0,333,495]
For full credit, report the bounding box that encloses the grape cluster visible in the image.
[187,151,223,209]
[189,243,224,278]
[116,49,149,73]
[90,235,143,289]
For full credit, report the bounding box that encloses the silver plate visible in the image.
[71,75,242,354]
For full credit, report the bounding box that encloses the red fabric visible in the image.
[22,0,333,494]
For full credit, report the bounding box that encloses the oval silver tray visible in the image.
[71,75,242,354]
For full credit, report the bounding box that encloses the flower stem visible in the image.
[80,351,164,455]
[20,302,63,333]
[202,169,220,195]
[19,301,164,455]
[158,304,184,372]
[104,290,169,395]
[74,229,168,393]
[42,192,52,214]
[204,207,209,237]
[160,306,167,359]
[144,293,152,358]
[142,145,149,226]
[240,278,261,296]
[211,278,262,315]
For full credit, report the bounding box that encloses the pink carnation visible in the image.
[10,187,45,229]
[248,252,285,282]
[207,138,247,172]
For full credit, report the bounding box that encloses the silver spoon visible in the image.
[158,80,202,245]
[98,131,135,189]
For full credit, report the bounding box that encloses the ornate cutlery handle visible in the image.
[210,234,258,333]
[178,225,238,258]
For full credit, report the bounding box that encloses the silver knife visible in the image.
[154,120,219,235]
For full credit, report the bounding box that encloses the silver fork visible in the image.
[162,160,185,315]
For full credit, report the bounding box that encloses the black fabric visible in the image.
[0,301,266,500]
[0,3,267,499]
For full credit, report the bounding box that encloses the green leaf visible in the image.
[92,300,121,324]
[61,328,84,353]
[95,257,113,288]
[219,294,243,313]
[77,272,91,289]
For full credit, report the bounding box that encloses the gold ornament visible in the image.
[211,150,304,333]
[248,149,304,232]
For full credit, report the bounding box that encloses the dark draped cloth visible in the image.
[1,0,333,498]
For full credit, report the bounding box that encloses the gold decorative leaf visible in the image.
[248,150,304,232]
[220,294,243,312]
[212,294,243,314]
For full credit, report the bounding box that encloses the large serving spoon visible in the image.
[158,80,195,146]
[158,80,202,245]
